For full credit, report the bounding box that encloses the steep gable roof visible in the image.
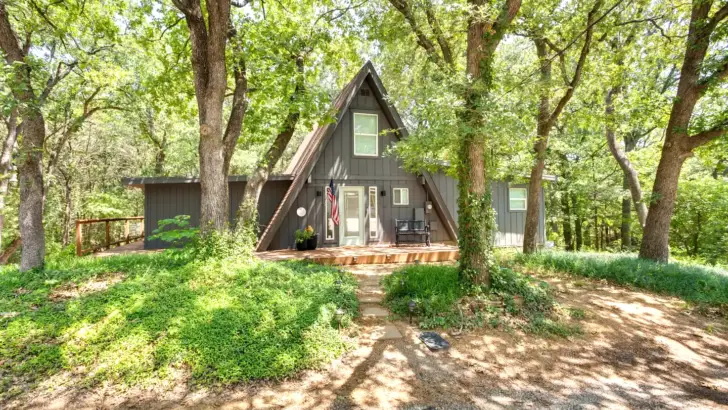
[256,61,458,251]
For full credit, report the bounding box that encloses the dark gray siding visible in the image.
[144,180,291,249]
[273,80,452,249]
[431,172,546,247]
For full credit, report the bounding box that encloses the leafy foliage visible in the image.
[0,253,358,398]
[381,263,579,336]
[514,251,728,309]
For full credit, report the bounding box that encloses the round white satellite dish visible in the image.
[296,207,306,217]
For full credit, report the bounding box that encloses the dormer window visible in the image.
[353,113,378,157]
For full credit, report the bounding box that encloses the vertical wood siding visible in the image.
[273,80,451,249]
[431,171,546,247]
[144,181,291,249]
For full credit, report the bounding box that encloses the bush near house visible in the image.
[381,264,580,336]
[0,253,357,399]
[512,251,728,309]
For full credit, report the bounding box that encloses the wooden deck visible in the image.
[257,243,459,265]
[93,242,459,266]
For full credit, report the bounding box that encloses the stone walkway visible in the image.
[349,264,403,340]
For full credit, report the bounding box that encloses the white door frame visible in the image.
[339,186,365,245]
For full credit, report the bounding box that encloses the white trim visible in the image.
[392,187,409,206]
[368,186,378,239]
[353,112,379,157]
[323,186,335,240]
[339,186,366,245]
[509,187,527,211]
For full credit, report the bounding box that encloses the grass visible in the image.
[381,264,580,336]
[0,252,358,399]
[511,251,728,309]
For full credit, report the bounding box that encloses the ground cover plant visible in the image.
[381,263,580,336]
[0,252,358,401]
[512,251,728,311]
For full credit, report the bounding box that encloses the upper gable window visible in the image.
[353,113,378,157]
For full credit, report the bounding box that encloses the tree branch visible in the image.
[388,0,446,69]
[223,53,248,173]
[39,60,78,105]
[423,1,453,66]
[484,0,523,57]
[686,126,728,151]
[697,54,728,95]
[547,0,602,128]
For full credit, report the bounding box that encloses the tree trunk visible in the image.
[456,0,521,287]
[523,39,551,254]
[237,55,304,231]
[0,4,46,271]
[572,193,583,250]
[0,109,19,247]
[61,173,72,246]
[561,193,573,251]
[0,237,21,265]
[620,174,632,249]
[142,108,168,175]
[691,211,701,256]
[457,21,494,288]
[639,143,687,261]
[593,206,599,251]
[605,87,648,229]
[174,0,245,234]
[18,114,46,270]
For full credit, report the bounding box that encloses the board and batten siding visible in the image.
[431,172,546,247]
[143,180,291,249]
[272,80,452,249]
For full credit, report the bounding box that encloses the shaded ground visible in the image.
[8,264,728,409]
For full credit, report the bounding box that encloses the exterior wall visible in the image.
[272,80,452,250]
[143,180,290,249]
[431,171,546,247]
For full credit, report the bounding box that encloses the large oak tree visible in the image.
[639,0,728,262]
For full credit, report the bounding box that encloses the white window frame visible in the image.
[323,186,335,240]
[509,187,527,211]
[353,112,379,157]
[368,186,378,239]
[392,187,409,206]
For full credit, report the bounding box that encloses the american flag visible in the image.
[328,179,340,226]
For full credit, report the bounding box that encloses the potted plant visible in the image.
[294,228,311,251]
[305,225,318,250]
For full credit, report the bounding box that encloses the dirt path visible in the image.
[12,264,728,409]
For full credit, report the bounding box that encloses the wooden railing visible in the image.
[75,216,144,256]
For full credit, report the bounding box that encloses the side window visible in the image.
[509,187,527,211]
[353,113,378,157]
[368,186,377,239]
[392,188,409,206]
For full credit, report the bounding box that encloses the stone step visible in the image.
[361,306,389,318]
[370,324,402,340]
[359,294,384,303]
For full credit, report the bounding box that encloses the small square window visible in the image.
[393,188,409,206]
[353,113,378,157]
[509,187,527,211]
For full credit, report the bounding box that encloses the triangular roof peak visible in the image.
[257,61,457,251]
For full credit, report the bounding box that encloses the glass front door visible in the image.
[339,186,365,245]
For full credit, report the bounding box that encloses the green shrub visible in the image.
[381,264,577,336]
[0,253,357,397]
[514,251,728,308]
[150,215,257,261]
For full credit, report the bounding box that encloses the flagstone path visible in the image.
[351,264,403,340]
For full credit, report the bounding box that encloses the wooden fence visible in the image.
[75,216,144,256]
